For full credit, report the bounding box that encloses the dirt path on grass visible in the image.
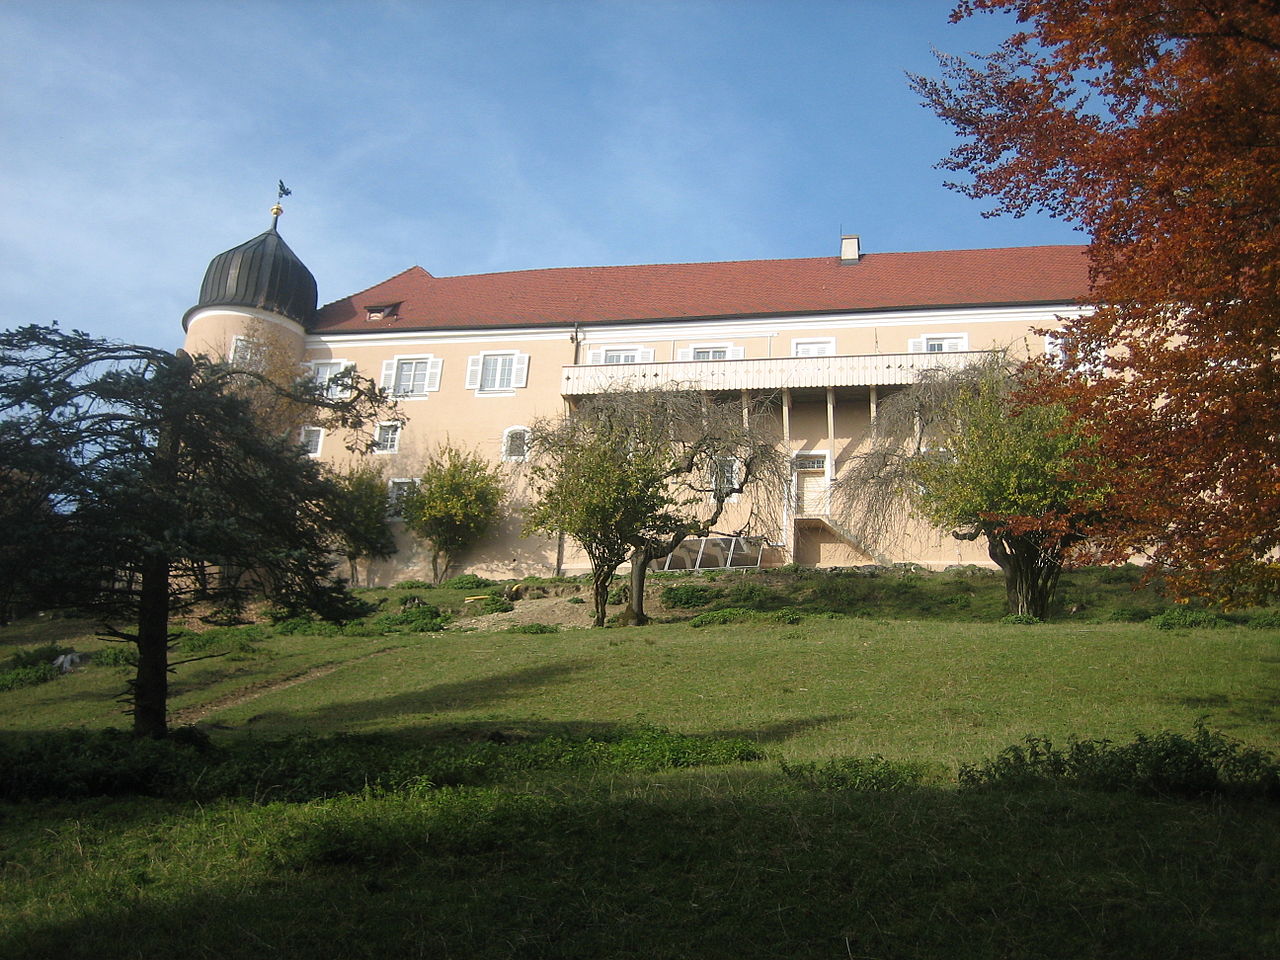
[170,648,396,727]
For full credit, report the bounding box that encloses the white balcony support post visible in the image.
[741,390,750,429]
[782,388,792,446]
[869,384,878,423]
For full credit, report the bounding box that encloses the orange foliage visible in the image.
[913,1,1280,604]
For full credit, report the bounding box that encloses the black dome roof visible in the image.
[186,222,317,327]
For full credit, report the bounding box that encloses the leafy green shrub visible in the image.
[1245,610,1280,629]
[396,579,433,589]
[479,596,514,615]
[372,604,451,632]
[1109,604,1160,623]
[1000,614,1043,625]
[780,755,930,791]
[439,573,499,590]
[1148,608,1231,630]
[689,607,755,628]
[6,644,71,669]
[959,723,1280,799]
[721,581,787,610]
[660,583,722,608]
[91,645,138,668]
[0,663,59,692]
[606,583,629,605]
[505,622,560,634]
[178,625,268,653]
[567,596,585,604]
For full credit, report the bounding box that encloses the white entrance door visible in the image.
[793,454,828,515]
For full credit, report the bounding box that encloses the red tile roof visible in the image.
[311,245,1090,333]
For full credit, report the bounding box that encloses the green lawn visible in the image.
[1,600,1277,958]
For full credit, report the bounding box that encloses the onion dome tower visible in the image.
[182,192,314,364]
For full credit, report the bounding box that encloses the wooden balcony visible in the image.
[560,350,987,396]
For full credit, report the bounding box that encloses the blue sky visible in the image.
[0,0,1083,351]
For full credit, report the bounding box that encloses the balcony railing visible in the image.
[561,350,988,395]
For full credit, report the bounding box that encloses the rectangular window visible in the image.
[373,422,401,454]
[711,457,740,501]
[311,361,352,399]
[908,334,968,354]
[677,343,744,362]
[792,338,835,357]
[300,426,323,456]
[586,345,654,365]
[502,426,530,461]
[481,354,514,391]
[465,352,529,393]
[230,336,267,371]
[387,479,416,517]
[381,356,442,397]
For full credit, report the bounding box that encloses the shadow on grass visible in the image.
[708,714,858,745]
[233,659,595,729]
[1170,686,1280,727]
[4,781,1279,960]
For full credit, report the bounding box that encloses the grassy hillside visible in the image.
[1,568,1277,958]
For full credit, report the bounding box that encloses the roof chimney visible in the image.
[840,234,861,263]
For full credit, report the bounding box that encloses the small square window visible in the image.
[300,426,323,456]
[387,479,416,516]
[502,426,531,461]
[373,422,401,454]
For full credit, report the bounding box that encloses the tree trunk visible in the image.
[987,534,1062,620]
[591,566,613,627]
[619,547,653,626]
[132,553,171,739]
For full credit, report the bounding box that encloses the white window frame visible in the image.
[584,345,655,365]
[309,360,354,399]
[502,425,531,462]
[791,338,836,357]
[380,355,443,398]
[711,456,742,503]
[300,426,324,457]
[677,342,745,362]
[465,350,529,395]
[908,333,969,354]
[387,478,417,517]
[230,336,267,371]
[373,421,401,454]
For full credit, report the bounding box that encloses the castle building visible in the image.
[183,211,1090,583]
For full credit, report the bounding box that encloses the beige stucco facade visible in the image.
[185,287,1086,584]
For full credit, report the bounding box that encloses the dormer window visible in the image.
[365,302,401,323]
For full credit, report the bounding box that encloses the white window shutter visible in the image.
[728,346,745,360]
[380,359,397,392]
[586,348,603,365]
[638,347,655,362]
[512,353,529,388]
[944,339,962,352]
[676,347,693,361]
[907,337,924,354]
[465,355,483,390]
[425,358,443,392]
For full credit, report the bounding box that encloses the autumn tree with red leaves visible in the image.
[911,0,1280,604]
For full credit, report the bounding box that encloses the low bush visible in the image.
[689,607,755,628]
[505,622,561,634]
[1148,608,1231,630]
[780,755,931,791]
[396,579,433,589]
[479,596,514,615]
[6,644,71,669]
[1245,610,1280,629]
[439,574,499,590]
[0,662,59,693]
[1000,614,1043,625]
[959,723,1280,799]
[660,583,722,608]
[91,645,138,668]
[371,604,451,632]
